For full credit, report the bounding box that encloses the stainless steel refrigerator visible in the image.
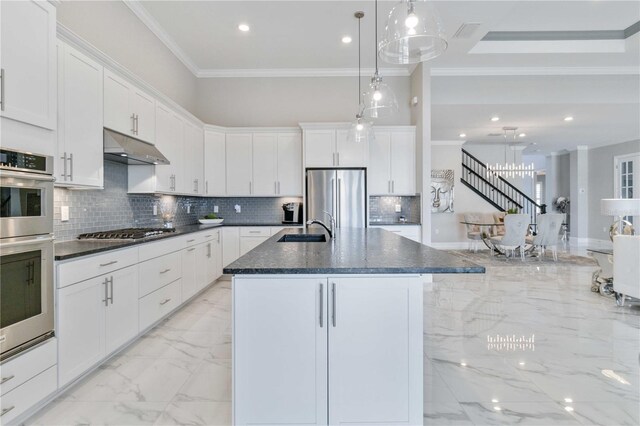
[306,168,366,228]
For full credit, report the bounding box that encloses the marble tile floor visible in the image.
[27,258,639,426]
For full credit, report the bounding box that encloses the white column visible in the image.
[570,146,589,242]
[545,152,560,210]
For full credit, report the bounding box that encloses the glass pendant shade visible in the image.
[362,74,398,119]
[379,0,448,64]
[348,114,374,143]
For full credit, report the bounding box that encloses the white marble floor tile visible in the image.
[567,401,640,425]
[28,401,166,425]
[173,359,232,403]
[154,401,232,426]
[423,402,474,425]
[460,402,582,425]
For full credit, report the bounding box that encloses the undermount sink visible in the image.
[277,234,327,243]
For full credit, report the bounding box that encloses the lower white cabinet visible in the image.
[233,275,423,425]
[139,279,182,331]
[0,365,57,425]
[57,265,139,387]
[371,225,422,244]
[222,227,241,267]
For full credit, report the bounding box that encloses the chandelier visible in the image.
[486,127,535,179]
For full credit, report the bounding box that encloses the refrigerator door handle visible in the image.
[337,178,342,228]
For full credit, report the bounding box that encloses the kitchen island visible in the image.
[224,227,484,426]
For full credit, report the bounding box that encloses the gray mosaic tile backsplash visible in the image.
[54,161,302,241]
[369,195,421,224]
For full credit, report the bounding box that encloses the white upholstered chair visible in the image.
[489,214,530,261]
[464,213,485,252]
[613,235,640,306]
[492,211,506,236]
[528,214,565,261]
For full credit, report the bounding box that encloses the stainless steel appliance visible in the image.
[282,202,303,224]
[77,227,176,240]
[0,149,55,360]
[103,128,169,166]
[306,168,366,229]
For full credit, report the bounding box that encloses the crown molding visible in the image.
[430,66,640,77]
[124,0,200,76]
[197,67,410,78]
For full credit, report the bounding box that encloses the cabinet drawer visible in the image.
[240,227,271,237]
[184,230,218,246]
[57,247,138,288]
[139,279,182,331]
[138,237,185,262]
[138,252,182,297]
[0,365,57,425]
[0,339,56,396]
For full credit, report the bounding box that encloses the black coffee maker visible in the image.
[282,202,303,224]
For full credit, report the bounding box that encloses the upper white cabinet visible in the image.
[0,0,57,130]
[303,127,368,168]
[56,41,104,188]
[224,131,302,196]
[103,69,155,143]
[204,130,226,196]
[368,128,416,195]
[183,121,204,195]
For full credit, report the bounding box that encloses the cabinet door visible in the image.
[212,231,223,281]
[154,104,182,192]
[103,69,133,135]
[131,89,156,143]
[336,129,368,167]
[196,242,209,291]
[328,276,423,425]
[105,266,139,354]
[277,133,303,196]
[222,227,240,267]
[58,277,105,386]
[181,246,198,301]
[57,43,104,188]
[184,122,204,194]
[304,130,335,167]
[368,131,391,195]
[204,130,226,196]
[390,131,416,195]
[226,133,253,195]
[0,0,56,129]
[239,236,268,256]
[234,277,327,425]
[252,133,278,195]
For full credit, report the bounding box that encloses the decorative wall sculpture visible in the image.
[431,169,455,213]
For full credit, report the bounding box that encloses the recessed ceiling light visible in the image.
[120,154,127,157]
[565,406,574,412]
[564,398,573,403]
[238,24,250,32]
[519,133,526,138]
[342,36,352,44]
[491,116,500,122]
[459,133,466,138]
[460,362,467,367]
[564,116,574,122]
[493,406,501,411]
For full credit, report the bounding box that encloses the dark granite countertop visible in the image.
[369,222,421,226]
[54,222,305,261]
[224,228,484,275]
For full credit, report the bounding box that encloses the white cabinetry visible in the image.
[370,225,421,243]
[56,41,104,188]
[303,127,368,168]
[369,129,416,195]
[204,130,226,196]
[222,227,241,267]
[233,275,422,425]
[0,0,57,130]
[234,277,327,425]
[58,264,139,387]
[183,121,204,194]
[226,133,253,195]
[103,69,155,143]
[277,133,303,196]
[252,133,278,195]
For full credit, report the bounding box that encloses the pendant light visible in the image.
[363,0,398,119]
[348,11,373,143]
[378,0,448,64]
[486,127,535,179]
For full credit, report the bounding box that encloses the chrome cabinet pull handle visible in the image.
[109,276,114,304]
[204,235,213,238]
[1,406,15,417]
[319,283,324,327]
[69,152,74,181]
[206,180,209,194]
[102,277,109,306]
[159,298,171,305]
[131,113,136,134]
[217,231,220,243]
[0,375,15,385]
[60,152,68,180]
[186,239,195,243]
[392,180,394,193]
[187,247,196,252]
[249,230,260,234]
[207,242,212,258]
[159,268,171,274]
[135,114,139,135]
[278,181,281,194]
[274,181,277,194]
[249,181,252,194]
[331,282,336,327]
[0,68,5,112]
[99,260,118,267]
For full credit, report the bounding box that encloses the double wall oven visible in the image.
[0,149,55,361]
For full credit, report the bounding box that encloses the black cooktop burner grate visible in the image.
[77,227,176,240]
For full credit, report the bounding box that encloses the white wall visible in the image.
[57,1,199,115]
[195,76,411,127]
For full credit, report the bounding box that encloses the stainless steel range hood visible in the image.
[103,129,170,166]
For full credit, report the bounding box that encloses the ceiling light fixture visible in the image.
[348,12,373,143]
[564,116,574,122]
[363,0,398,119]
[491,116,500,122]
[486,127,535,179]
[342,36,352,44]
[378,0,448,64]
[238,24,250,32]
[519,133,526,138]
[459,133,466,138]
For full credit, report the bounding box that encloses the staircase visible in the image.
[461,148,545,225]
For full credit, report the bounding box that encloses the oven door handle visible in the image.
[0,236,55,248]
[0,170,56,182]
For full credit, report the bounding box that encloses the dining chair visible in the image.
[492,211,506,236]
[489,214,530,261]
[529,214,564,261]
[464,213,484,252]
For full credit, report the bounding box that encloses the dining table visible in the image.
[460,221,537,256]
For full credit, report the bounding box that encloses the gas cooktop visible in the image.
[77,227,176,240]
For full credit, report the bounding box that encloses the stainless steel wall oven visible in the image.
[0,148,55,361]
